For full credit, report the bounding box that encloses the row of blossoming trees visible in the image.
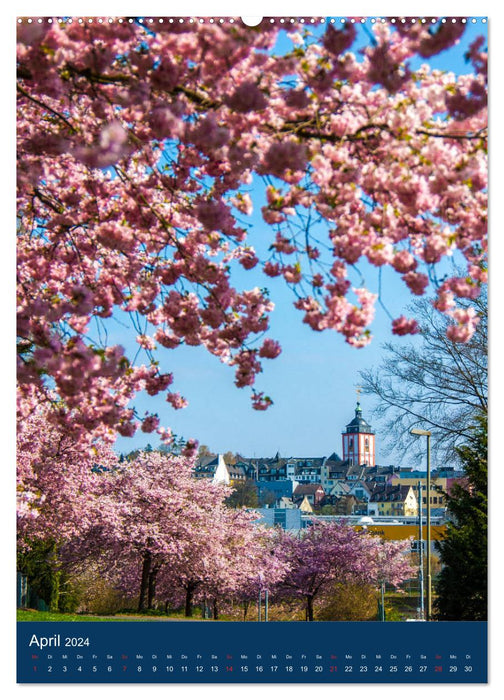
[18,408,414,620]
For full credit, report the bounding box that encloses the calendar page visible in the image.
[16,13,488,685]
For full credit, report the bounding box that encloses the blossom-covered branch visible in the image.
[17,17,487,443]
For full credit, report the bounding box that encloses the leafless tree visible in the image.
[360,294,487,465]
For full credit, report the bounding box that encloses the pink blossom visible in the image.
[259,139,307,181]
[158,427,174,444]
[261,208,285,224]
[434,290,456,313]
[141,414,160,433]
[446,307,480,343]
[322,24,356,56]
[239,249,259,270]
[148,106,184,140]
[154,330,181,349]
[136,335,156,351]
[366,42,411,93]
[196,198,233,232]
[166,392,188,410]
[391,316,420,336]
[258,338,282,359]
[392,250,417,273]
[225,82,267,113]
[231,193,253,215]
[418,20,466,58]
[190,115,230,150]
[287,32,304,46]
[272,233,297,255]
[446,277,481,299]
[402,272,429,296]
[446,324,474,343]
[230,350,262,388]
[263,261,282,277]
[151,58,180,91]
[423,234,450,264]
[117,420,137,437]
[251,391,273,410]
[284,88,310,109]
[283,265,302,284]
[73,121,130,168]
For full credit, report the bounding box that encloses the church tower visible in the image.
[342,401,376,466]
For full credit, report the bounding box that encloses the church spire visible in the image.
[342,397,376,467]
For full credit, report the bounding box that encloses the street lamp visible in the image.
[417,480,425,621]
[410,428,432,620]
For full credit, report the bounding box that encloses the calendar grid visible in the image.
[18,621,487,683]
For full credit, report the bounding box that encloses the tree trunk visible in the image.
[49,569,61,613]
[48,541,61,612]
[138,550,152,612]
[184,583,195,617]
[243,600,249,621]
[147,563,160,610]
[306,594,314,622]
[212,598,219,620]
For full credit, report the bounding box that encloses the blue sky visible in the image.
[108,17,487,468]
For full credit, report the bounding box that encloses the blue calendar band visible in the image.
[17,620,487,684]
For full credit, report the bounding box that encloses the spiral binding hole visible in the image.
[16,16,487,25]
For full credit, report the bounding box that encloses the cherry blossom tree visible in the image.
[275,520,414,620]
[193,524,287,620]
[153,502,255,617]
[224,528,290,621]
[81,451,235,612]
[17,17,487,447]
[17,403,118,545]
[62,449,278,616]
[16,403,118,610]
[154,512,282,618]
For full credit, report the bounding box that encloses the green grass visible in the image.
[17,609,218,622]
[17,610,130,622]
[384,593,423,621]
[18,594,425,623]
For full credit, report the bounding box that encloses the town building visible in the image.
[193,401,465,522]
[368,484,418,518]
[293,483,325,507]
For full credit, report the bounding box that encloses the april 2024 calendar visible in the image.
[16,15,488,685]
[18,622,487,683]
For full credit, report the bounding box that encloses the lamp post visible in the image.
[417,480,425,620]
[410,428,432,620]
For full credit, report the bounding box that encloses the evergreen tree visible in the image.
[434,416,487,620]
